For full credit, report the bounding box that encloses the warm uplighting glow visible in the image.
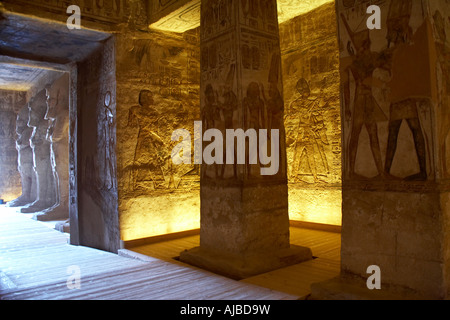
[1,192,22,203]
[120,193,200,241]
[149,0,335,33]
[289,188,342,226]
[277,0,334,24]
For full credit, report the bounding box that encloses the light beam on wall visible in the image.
[149,0,335,33]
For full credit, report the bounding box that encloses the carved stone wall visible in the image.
[116,28,201,241]
[0,90,27,201]
[280,2,342,226]
[77,37,120,252]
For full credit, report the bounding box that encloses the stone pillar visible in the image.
[312,0,450,299]
[180,0,312,280]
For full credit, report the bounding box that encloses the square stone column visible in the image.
[180,0,312,280]
[312,0,450,299]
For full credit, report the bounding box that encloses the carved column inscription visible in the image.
[180,0,312,280]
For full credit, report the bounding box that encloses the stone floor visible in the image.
[0,205,341,300]
[130,225,341,298]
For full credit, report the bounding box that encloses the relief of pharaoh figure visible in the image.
[341,15,391,180]
[7,105,37,207]
[33,74,70,221]
[21,90,57,214]
[128,90,164,190]
[384,0,429,181]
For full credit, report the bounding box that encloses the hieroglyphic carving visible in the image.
[127,89,195,191]
[201,0,235,40]
[200,0,287,181]
[128,90,165,190]
[103,91,116,191]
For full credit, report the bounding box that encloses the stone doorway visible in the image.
[0,12,120,253]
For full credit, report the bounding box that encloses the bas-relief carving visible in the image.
[339,0,438,183]
[200,0,287,182]
[78,40,118,214]
[280,3,341,186]
[102,91,117,191]
[127,90,195,191]
[201,0,235,41]
[118,33,200,195]
[289,79,330,183]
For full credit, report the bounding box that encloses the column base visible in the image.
[179,245,312,280]
[310,276,431,300]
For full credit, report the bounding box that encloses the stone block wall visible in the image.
[0,90,27,201]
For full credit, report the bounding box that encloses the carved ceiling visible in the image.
[0,12,109,93]
[149,0,334,33]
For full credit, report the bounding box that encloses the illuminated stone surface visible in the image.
[148,0,334,33]
[280,2,342,226]
[115,28,202,241]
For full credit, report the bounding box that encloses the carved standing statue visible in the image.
[33,74,70,221]
[21,90,57,214]
[7,105,37,207]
